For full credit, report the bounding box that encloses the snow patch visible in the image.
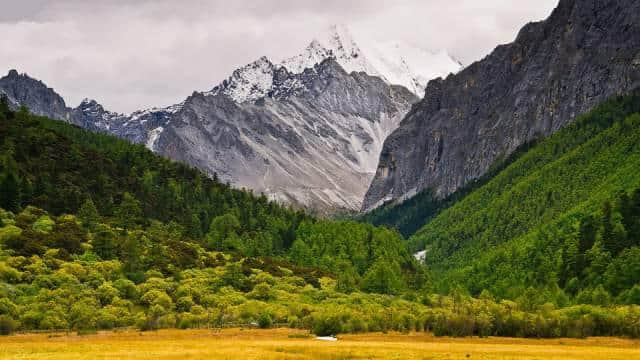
[146,126,164,151]
[206,56,275,103]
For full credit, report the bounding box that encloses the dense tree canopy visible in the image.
[404,92,640,302]
[0,97,413,279]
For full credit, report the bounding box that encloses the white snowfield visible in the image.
[280,24,462,97]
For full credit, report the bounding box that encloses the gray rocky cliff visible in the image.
[363,0,640,211]
[0,59,416,215]
[155,59,417,214]
[0,70,70,121]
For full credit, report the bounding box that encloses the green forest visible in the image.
[1,95,640,338]
[399,92,640,304]
[360,139,538,238]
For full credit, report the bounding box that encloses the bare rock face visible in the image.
[0,59,416,215]
[156,59,417,214]
[0,70,70,121]
[0,23,467,214]
[363,0,640,211]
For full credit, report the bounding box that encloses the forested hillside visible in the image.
[360,140,537,237]
[1,95,640,338]
[0,97,414,281]
[408,92,640,303]
[1,205,639,338]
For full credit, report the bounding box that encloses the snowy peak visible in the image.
[281,24,377,78]
[363,41,463,96]
[208,24,461,104]
[280,40,333,74]
[207,56,278,103]
[280,24,462,97]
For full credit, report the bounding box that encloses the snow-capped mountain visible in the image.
[0,24,460,214]
[280,24,462,96]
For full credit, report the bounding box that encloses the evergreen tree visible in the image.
[627,189,640,246]
[289,239,313,267]
[206,213,240,251]
[0,94,10,116]
[114,192,142,230]
[0,171,21,212]
[335,261,359,293]
[92,224,119,260]
[78,198,100,230]
[121,231,146,278]
[601,201,616,254]
[578,215,597,253]
[361,259,405,295]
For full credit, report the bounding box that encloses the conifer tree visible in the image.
[78,198,100,229]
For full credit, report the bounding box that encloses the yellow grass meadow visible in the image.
[1,328,640,359]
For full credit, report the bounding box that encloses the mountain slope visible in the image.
[152,59,417,213]
[2,98,640,339]
[0,23,463,214]
[409,93,640,299]
[0,63,415,214]
[363,0,640,211]
[0,98,415,276]
[0,70,69,121]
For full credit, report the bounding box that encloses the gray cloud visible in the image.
[0,0,558,113]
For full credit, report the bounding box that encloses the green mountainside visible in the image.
[360,140,538,238]
[0,98,414,282]
[1,96,640,338]
[404,92,640,302]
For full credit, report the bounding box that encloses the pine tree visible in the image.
[0,171,21,212]
[0,94,9,116]
[78,198,100,229]
[361,259,405,295]
[335,261,359,293]
[289,239,313,267]
[601,201,616,254]
[92,224,119,260]
[578,215,597,253]
[114,192,142,230]
[629,189,640,246]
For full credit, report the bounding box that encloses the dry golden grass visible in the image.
[1,328,639,359]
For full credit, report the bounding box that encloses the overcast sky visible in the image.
[0,0,558,113]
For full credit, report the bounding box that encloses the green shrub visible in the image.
[258,312,272,329]
[0,315,17,335]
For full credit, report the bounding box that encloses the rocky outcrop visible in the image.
[0,70,70,121]
[363,0,640,211]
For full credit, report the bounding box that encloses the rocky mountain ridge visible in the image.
[0,59,417,214]
[0,24,458,214]
[363,0,640,211]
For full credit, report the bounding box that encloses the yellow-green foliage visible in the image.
[0,225,21,244]
[32,216,55,233]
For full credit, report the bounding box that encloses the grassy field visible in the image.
[1,328,639,359]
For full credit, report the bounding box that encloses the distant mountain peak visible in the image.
[280,24,462,96]
[208,24,462,105]
[206,55,279,103]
